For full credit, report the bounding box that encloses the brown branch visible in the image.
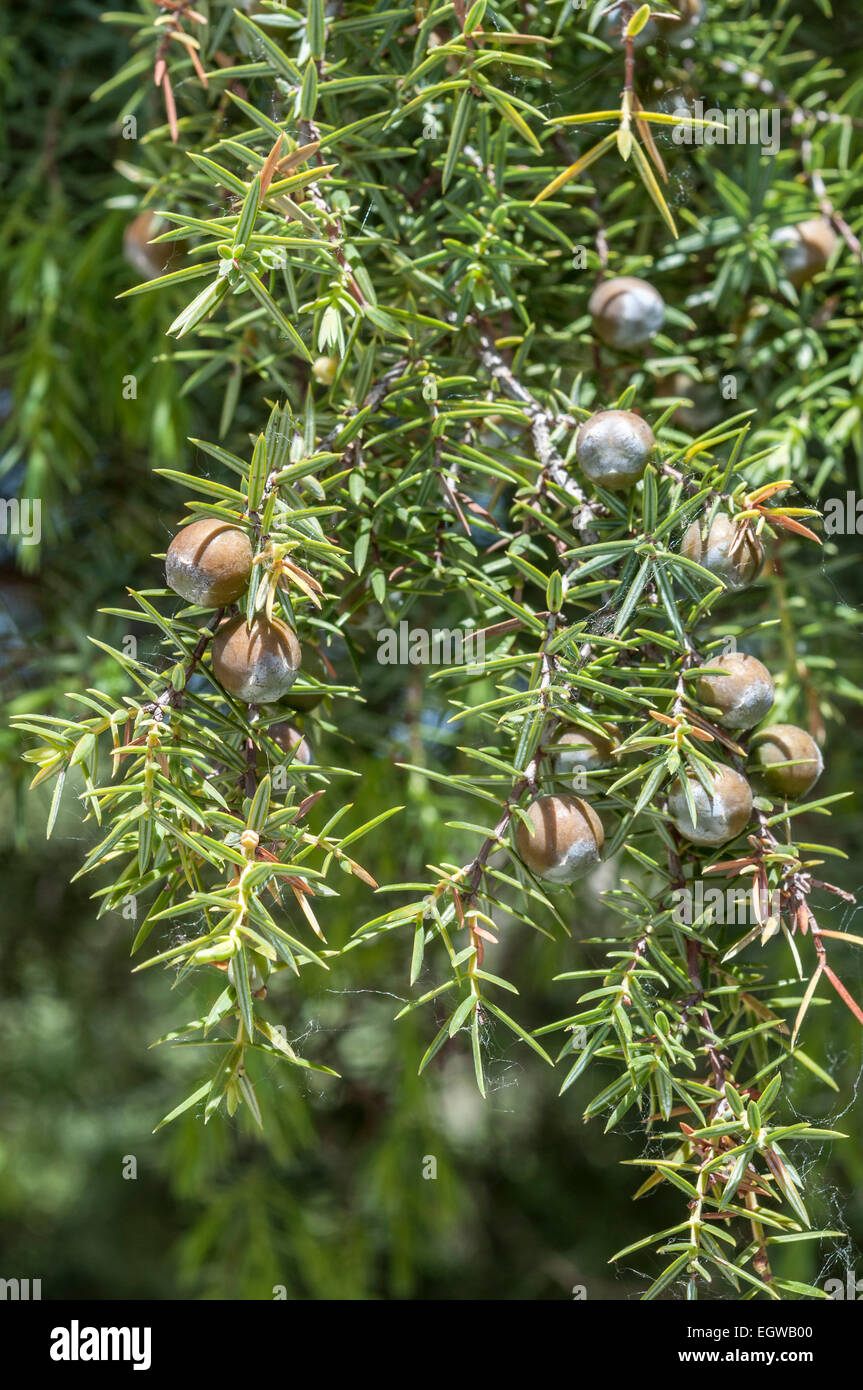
[475,330,601,538]
[244,702,259,797]
[459,592,576,910]
[298,116,368,308]
[746,1188,774,1286]
[148,607,225,721]
[319,357,411,455]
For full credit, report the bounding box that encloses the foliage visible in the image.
[8,0,863,1299]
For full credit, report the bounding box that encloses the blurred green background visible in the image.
[1,0,862,1300]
